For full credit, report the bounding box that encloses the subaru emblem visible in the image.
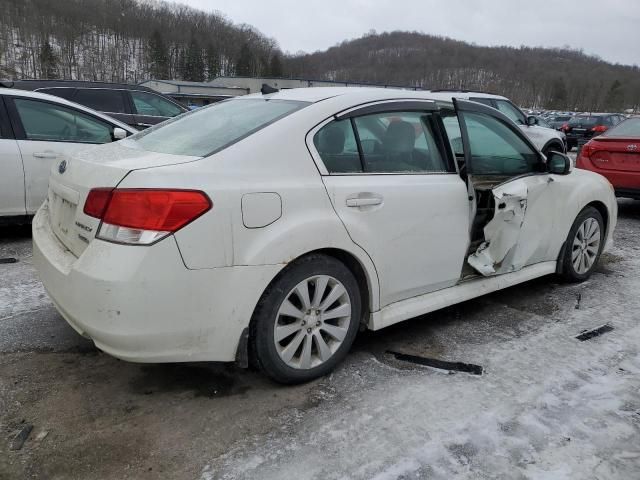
[58,160,67,174]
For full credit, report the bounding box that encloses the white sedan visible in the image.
[0,88,137,223]
[32,87,617,383]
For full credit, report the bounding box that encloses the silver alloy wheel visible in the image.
[571,217,601,274]
[274,275,352,369]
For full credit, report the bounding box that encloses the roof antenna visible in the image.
[261,83,279,95]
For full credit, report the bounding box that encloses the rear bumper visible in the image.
[32,203,283,363]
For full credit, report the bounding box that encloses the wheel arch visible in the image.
[541,138,566,155]
[241,247,377,368]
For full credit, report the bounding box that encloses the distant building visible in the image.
[210,76,422,94]
[138,79,248,107]
[140,77,422,107]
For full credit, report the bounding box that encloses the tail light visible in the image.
[580,142,593,158]
[84,188,212,245]
[591,125,608,133]
[561,123,570,132]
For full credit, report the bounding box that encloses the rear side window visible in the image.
[313,119,361,173]
[314,111,448,174]
[37,87,76,100]
[129,98,308,157]
[494,100,526,125]
[469,97,494,107]
[130,91,183,117]
[74,89,127,113]
[14,98,113,143]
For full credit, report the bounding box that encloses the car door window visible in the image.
[494,100,526,125]
[313,118,362,173]
[14,98,113,143]
[353,111,447,173]
[130,91,182,117]
[74,89,127,113]
[461,111,540,175]
[315,112,448,174]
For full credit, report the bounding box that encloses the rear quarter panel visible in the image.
[118,106,382,311]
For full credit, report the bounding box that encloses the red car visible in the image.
[576,117,640,199]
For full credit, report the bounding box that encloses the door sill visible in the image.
[369,261,557,330]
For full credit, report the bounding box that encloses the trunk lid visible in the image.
[586,137,640,172]
[46,141,201,257]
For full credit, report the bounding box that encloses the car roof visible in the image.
[7,79,157,92]
[239,86,456,106]
[0,87,137,133]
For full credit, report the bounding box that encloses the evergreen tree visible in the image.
[39,40,58,79]
[268,53,283,77]
[148,30,169,79]
[235,42,253,76]
[183,36,205,81]
[205,43,220,80]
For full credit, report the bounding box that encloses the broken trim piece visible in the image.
[575,324,614,341]
[387,351,483,375]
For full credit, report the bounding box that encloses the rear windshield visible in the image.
[568,116,599,126]
[127,98,309,156]
[602,117,640,137]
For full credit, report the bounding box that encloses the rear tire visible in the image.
[251,254,361,384]
[558,206,604,282]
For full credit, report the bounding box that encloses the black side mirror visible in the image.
[547,151,572,175]
[526,115,538,126]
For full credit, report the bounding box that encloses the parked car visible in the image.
[547,115,573,130]
[561,113,626,151]
[0,88,137,224]
[576,117,640,199]
[427,90,567,156]
[5,80,188,129]
[33,87,616,384]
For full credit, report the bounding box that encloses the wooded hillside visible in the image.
[1,1,638,111]
[0,0,283,83]
[284,31,640,112]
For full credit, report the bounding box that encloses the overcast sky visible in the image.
[180,0,639,66]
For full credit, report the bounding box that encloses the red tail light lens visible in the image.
[83,188,113,218]
[102,189,212,231]
[591,125,608,133]
[84,188,212,245]
[561,123,570,132]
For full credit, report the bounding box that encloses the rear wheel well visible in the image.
[244,248,372,368]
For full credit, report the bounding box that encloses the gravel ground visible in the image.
[1,199,639,480]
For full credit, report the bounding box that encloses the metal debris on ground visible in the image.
[10,423,33,451]
[387,351,484,375]
[575,324,614,341]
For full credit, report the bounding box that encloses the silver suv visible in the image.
[427,90,567,156]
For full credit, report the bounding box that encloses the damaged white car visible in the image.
[32,88,617,384]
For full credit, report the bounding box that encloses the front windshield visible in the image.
[126,98,309,157]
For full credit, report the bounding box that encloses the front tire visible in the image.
[251,254,361,384]
[559,206,604,282]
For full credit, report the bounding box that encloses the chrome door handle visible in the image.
[346,194,383,207]
[33,152,58,159]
